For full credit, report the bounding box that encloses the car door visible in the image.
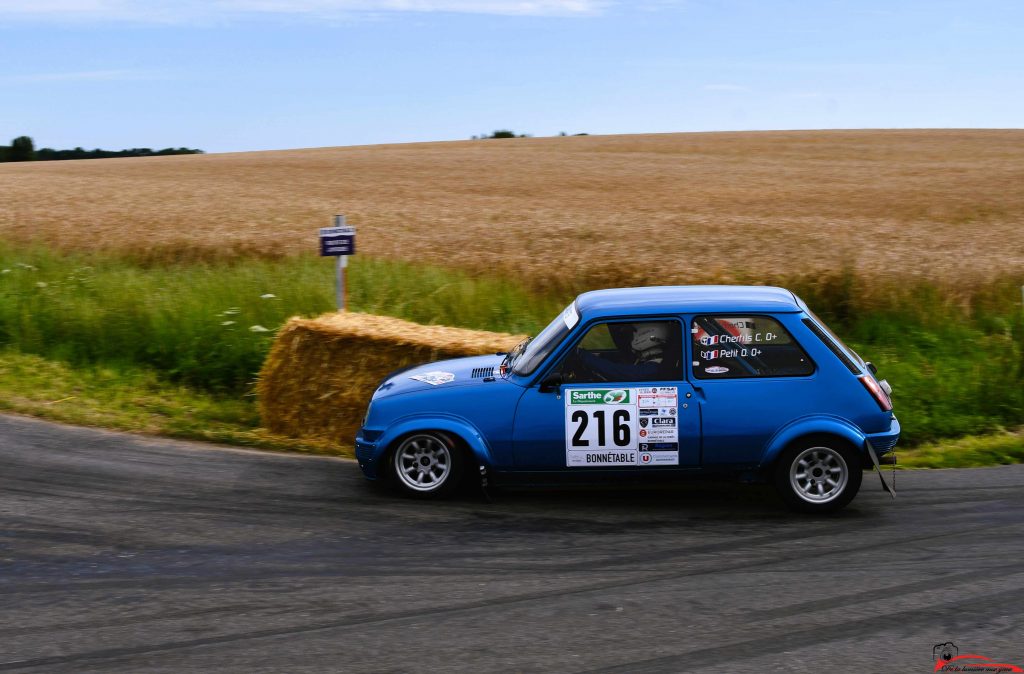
[689,313,818,467]
[512,317,700,471]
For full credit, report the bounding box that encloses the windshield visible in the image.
[511,301,578,376]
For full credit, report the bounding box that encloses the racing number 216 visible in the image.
[570,409,631,447]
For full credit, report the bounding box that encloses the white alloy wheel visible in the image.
[393,433,456,494]
[788,446,849,504]
[774,440,863,513]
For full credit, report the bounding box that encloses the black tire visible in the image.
[390,432,464,499]
[773,439,862,513]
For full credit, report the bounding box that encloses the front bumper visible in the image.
[355,428,383,479]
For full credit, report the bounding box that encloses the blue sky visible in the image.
[0,0,1020,152]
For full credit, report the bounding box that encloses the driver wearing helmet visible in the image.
[577,322,671,381]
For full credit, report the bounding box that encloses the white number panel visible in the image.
[564,387,679,467]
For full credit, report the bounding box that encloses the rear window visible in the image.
[802,317,860,374]
[692,315,814,379]
[803,308,865,370]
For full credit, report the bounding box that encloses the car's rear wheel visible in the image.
[391,432,463,498]
[774,440,862,513]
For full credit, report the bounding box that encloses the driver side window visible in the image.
[554,320,682,383]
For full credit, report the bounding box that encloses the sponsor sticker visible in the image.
[638,391,677,408]
[568,389,631,405]
[640,442,679,451]
[409,371,455,386]
[649,453,680,464]
[567,451,636,467]
[705,366,729,375]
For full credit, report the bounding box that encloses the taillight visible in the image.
[860,375,892,411]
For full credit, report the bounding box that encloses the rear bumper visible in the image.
[865,417,900,456]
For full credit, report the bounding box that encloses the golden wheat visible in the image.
[1,130,1022,286]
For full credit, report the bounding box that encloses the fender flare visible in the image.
[759,415,867,468]
[374,413,494,468]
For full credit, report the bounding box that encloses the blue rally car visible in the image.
[356,286,899,512]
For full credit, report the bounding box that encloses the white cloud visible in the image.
[0,0,609,20]
[703,83,749,92]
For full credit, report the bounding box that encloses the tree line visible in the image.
[471,130,589,139]
[0,136,203,162]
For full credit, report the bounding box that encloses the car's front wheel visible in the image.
[391,432,463,498]
[774,440,862,513]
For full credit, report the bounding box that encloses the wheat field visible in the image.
[2,129,1022,286]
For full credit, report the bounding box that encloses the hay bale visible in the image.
[258,312,525,446]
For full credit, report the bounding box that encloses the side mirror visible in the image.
[539,372,562,393]
[866,361,878,376]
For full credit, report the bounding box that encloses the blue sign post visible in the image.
[320,215,356,311]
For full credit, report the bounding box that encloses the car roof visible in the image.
[575,285,802,317]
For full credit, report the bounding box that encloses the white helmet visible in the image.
[631,323,669,361]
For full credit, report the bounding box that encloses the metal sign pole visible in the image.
[334,215,346,312]
[320,214,354,313]
[342,255,350,311]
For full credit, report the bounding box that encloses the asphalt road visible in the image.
[1,413,1022,673]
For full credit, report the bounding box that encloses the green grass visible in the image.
[0,349,339,454]
[898,429,1024,468]
[0,244,562,393]
[0,243,1021,452]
